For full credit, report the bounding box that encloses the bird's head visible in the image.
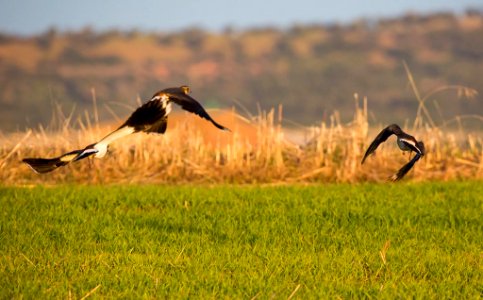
[416,141,426,156]
[387,124,403,135]
[154,86,190,98]
[180,85,190,95]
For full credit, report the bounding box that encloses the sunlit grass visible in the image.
[0,181,481,298]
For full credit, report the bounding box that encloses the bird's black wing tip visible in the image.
[389,153,422,182]
[22,157,42,165]
[361,148,377,165]
[389,166,411,182]
[21,158,44,174]
[212,121,231,132]
[22,157,62,174]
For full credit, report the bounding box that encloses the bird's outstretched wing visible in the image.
[390,153,422,181]
[22,149,85,174]
[86,99,168,157]
[119,98,169,132]
[361,124,401,164]
[168,93,230,131]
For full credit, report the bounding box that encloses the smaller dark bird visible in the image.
[361,124,425,181]
[22,85,230,174]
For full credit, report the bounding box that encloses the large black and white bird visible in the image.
[23,86,230,174]
[361,124,425,181]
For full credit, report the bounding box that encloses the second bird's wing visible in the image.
[390,153,422,181]
[361,125,398,164]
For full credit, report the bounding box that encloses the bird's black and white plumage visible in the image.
[361,124,425,181]
[22,86,230,174]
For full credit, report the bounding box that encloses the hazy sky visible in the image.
[1,0,482,35]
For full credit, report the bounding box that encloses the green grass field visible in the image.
[1,182,481,298]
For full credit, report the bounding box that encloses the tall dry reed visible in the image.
[1,89,481,185]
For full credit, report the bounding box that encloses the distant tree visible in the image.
[182,28,206,50]
[36,27,57,49]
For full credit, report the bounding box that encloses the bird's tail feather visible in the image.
[22,149,84,174]
[22,157,70,174]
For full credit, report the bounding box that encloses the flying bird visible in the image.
[361,124,425,181]
[23,86,230,174]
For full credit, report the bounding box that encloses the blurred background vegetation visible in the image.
[0,10,482,132]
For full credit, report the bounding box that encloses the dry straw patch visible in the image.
[1,65,481,185]
[1,90,481,185]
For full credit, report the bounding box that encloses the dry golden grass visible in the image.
[1,91,481,185]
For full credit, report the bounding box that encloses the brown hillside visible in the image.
[0,11,482,132]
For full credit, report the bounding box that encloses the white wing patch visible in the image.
[398,137,421,154]
[151,94,171,114]
[60,153,79,162]
[98,126,135,145]
[165,102,172,115]
[151,94,169,103]
[94,126,135,158]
